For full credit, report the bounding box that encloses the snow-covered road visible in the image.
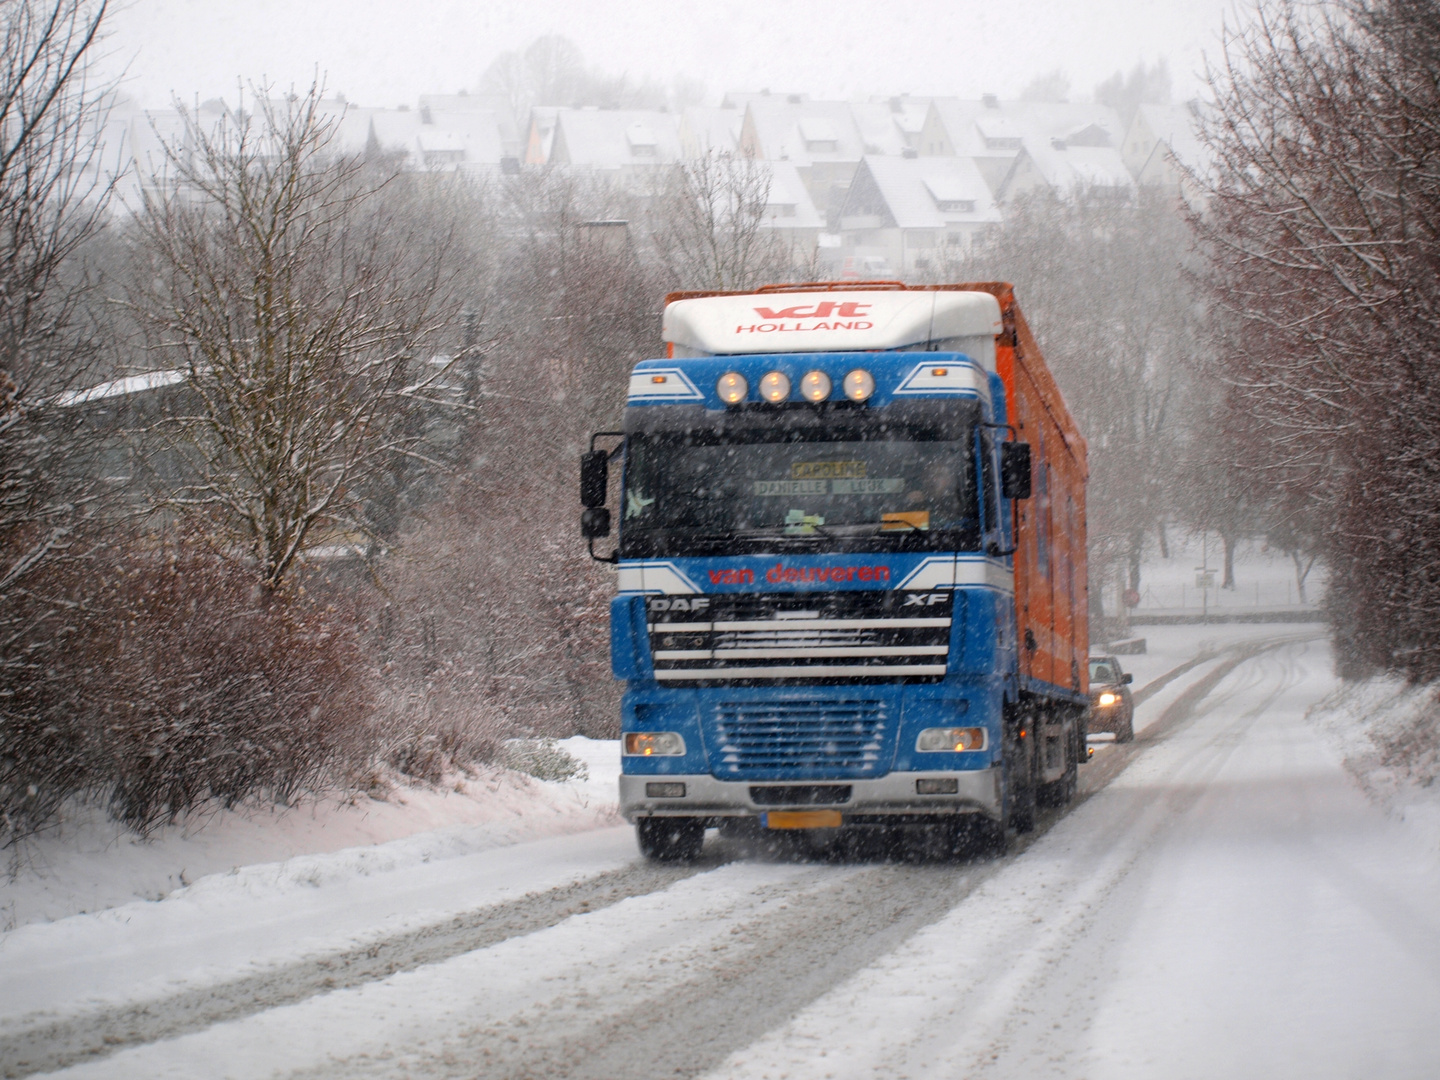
[7,633,1439,1079]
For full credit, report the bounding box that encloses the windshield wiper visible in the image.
[730,523,837,541]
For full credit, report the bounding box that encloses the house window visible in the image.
[767,203,797,217]
[935,199,974,213]
[804,139,838,153]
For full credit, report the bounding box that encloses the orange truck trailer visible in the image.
[582,281,1089,859]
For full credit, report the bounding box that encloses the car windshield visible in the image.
[620,406,983,558]
[1089,659,1119,683]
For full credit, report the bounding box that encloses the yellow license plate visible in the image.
[763,810,843,829]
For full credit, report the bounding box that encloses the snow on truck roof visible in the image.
[662,290,1002,366]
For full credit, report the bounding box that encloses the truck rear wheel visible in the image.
[1037,721,1079,807]
[636,818,704,862]
[1005,705,1038,834]
[1007,743,1038,833]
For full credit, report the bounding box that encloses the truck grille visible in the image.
[711,699,891,779]
[648,591,951,684]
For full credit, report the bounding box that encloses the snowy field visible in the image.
[4,624,1439,1080]
[1103,532,1325,616]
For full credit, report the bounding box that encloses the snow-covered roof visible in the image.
[547,108,682,168]
[368,109,424,155]
[840,155,1002,230]
[740,98,865,165]
[1003,142,1136,199]
[848,102,913,156]
[759,161,825,231]
[883,96,932,145]
[663,289,1002,360]
[53,370,186,407]
[679,106,742,157]
[922,99,1125,160]
[366,108,506,169]
[1130,103,1213,184]
[524,106,563,165]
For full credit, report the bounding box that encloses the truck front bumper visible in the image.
[620,768,1002,824]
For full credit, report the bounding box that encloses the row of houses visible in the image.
[90,90,1208,276]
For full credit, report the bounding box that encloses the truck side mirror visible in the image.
[581,450,609,508]
[1001,442,1032,500]
[581,506,611,539]
[1122,673,1133,684]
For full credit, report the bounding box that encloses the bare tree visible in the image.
[1194,0,1440,678]
[479,34,671,135]
[1094,60,1172,127]
[127,84,468,590]
[1019,69,1072,104]
[0,0,112,591]
[647,150,796,290]
[948,186,1203,600]
[0,0,126,847]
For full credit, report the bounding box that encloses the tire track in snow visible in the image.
[287,859,1003,1080]
[0,857,725,1079]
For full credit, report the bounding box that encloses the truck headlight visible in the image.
[916,727,987,752]
[800,370,832,402]
[1097,692,1118,707]
[843,369,875,401]
[716,371,748,404]
[759,371,791,402]
[623,731,686,756]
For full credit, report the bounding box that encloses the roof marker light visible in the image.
[931,368,948,377]
[800,370,832,402]
[716,371,748,404]
[759,371,791,403]
[843,369,875,402]
[652,374,668,384]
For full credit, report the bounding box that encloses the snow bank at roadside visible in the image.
[1309,679,1440,854]
[1,737,621,931]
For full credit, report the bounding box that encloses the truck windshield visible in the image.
[620,408,982,558]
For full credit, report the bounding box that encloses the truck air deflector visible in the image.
[661,290,1001,363]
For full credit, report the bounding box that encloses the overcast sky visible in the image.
[101,0,1241,110]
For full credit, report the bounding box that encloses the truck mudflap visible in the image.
[620,768,1002,823]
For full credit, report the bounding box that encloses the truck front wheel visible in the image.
[636,818,704,861]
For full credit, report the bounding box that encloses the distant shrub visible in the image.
[0,545,371,843]
[502,738,588,782]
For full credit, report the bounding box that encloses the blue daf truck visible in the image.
[581,283,1091,860]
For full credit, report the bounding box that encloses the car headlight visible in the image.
[623,732,686,756]
[916,727,987,752]
[1097,692,1118,707]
